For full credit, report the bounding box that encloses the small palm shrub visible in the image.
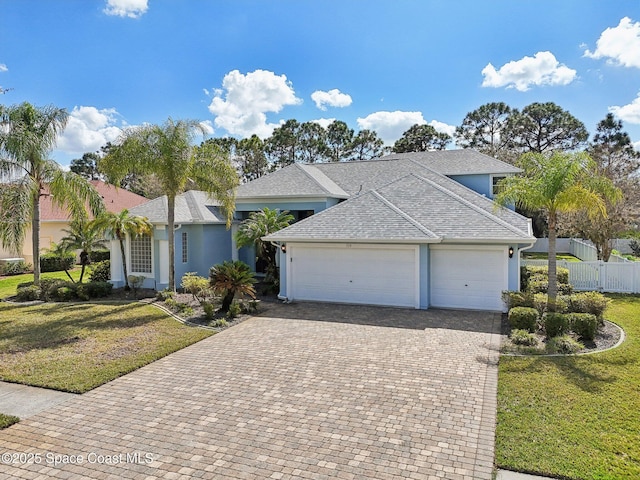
[508,307,538,332]
[544,313,569,339]
[156,289,174,301]
[547,335,584,354]
[502,291,534,310]
[209,260,256,313]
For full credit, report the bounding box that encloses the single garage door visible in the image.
[430,245,507,311]
[288,244,419,308]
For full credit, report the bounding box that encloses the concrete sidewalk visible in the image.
[0,381,76,419]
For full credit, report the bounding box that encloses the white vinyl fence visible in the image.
[523,238,640,293]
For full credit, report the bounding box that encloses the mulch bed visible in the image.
[501,315,623,355]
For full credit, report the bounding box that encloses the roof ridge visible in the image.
[370,190,439,238]
[411,173,529,237]
[296,164,349,197]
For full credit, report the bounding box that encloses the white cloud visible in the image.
[56,106,123,154]
[207,69,302,138]
[609,92,640,124]
[357,111,426,144]
[310,89,352,111]
[634,140,640,152]
[0,64,7,72]
[199,120,214,135]
[584,17,640,68]
[428,119,456,137]
[103,0,148,18]
[311,118,336,129]
[481,51,577,91]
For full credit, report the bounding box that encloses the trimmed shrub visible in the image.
[15,285,42,301]
[53,285,77,302]
[567,291,610,322]
[508,307,538,332]
[82,281,113,298]
[547,335,584,354]
[533,293,569,316]
[90,250,110,262]
[0,260,30,276]
[502,291,534,310]
[526,266,569,285]
[567,313,598,341]
[89,260,110,283]
[40,252,75,273]
[510,329,539,347]
[544,313,569,338]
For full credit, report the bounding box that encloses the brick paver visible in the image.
[0,302,501,479]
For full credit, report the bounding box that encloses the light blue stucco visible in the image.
[448,174,491,198]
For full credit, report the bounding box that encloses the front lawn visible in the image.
[496,294,640,479]
[0,301,213,393]
[0,269,81,299]
[522,252,581,262]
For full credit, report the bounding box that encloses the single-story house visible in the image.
[0,180,147,264]
[109,150,535,311]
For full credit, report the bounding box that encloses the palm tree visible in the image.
[496,151,620,310]
[0,102,105,285]
[209,260,256,313]
[60,219,107,283]
[99,118,239,291]
[93,209,152,290]
[235,208,294,286]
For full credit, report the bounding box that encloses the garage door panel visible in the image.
[430,247,506,311]
[289,245,418,308]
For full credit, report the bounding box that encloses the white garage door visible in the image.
[288,244,419,308]
[430,246,507,311]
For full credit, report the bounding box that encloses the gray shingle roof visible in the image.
[236,149,519,199]
[383,150,522,175]
[236,163,348,199]
[129,190,227,224]
[264,174,533,243]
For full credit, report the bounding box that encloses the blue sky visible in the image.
[2,0,640,166]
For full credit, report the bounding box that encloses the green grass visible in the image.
[496,294,640,479]
[0,269,82,299]
[0,301,213,393]
[0,413,19,429]
[522,252,582,262]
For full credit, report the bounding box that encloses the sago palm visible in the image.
[99,118,239,291]
[235,208,294,286]
[495,151,620,310]
[209,260,256,313]
[93,209,152,290]
[0,102,105,285]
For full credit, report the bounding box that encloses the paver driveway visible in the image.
[0,302,501,480]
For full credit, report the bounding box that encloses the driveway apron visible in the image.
[0,303,501,480]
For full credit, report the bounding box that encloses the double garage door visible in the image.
[287,243,507,311]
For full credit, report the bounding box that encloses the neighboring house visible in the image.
[0,180,147,264]
[109,150,534,312]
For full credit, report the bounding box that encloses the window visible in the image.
[130,234,152,274]
[182,231,188,263]
[492,175,507,196]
